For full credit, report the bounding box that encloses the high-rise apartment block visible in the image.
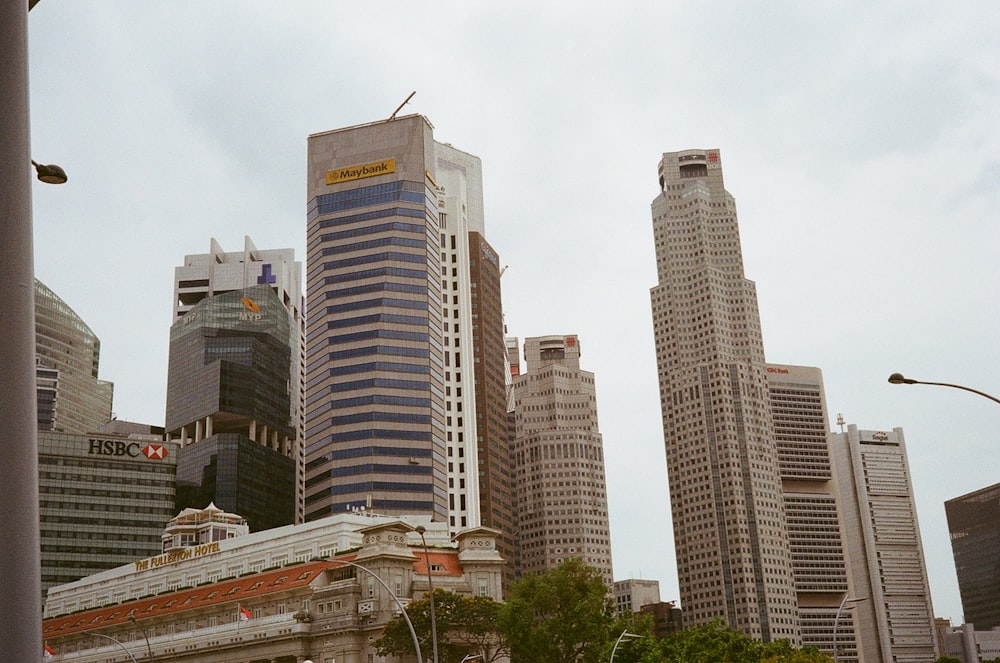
[767,364,855,659]
[829,425,938,663]
[35,279,114,433]
[304,116,510,550]
[649,149,799,641]
[166,238,304,529]
[945,481,1000,631]
[510,335,614,584]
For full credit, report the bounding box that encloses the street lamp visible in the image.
[887,373,1000,406]
[609,630,643,663]
[414,525,439,663]
[1,4,45,662]
[330,559,423,663]
[832,596,866,663]
[90,632,139,663]
[128,616,153,662]
[31,159,67,184]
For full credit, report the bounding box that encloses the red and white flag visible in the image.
[238,605,252,621]
[44,643,56,659]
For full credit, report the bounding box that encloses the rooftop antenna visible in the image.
[388,91,416,121]
[836,413,845,433]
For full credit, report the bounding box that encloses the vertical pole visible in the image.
[0,3,43,663]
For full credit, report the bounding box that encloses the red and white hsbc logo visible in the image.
[88,439,169,460]
[143,444,169,459]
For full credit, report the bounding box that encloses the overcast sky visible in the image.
[27,2,1000,625]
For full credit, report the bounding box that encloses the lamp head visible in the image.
[888,373,915,385]
[31,160,68,184]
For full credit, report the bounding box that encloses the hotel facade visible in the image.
[43,513,504,663]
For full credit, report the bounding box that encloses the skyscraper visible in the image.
[510,335,614,584]
[829,425,938,663]
[649,149,799,641]
[767,364,855,659]
[305,116,512,569]
[34,279,113,433]
[945,481,1000,631]
[166,238,303,530]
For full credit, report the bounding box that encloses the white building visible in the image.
[510,335,614,585]
[649,149,799,642]
[613,578,661,616]
[43,514,506,663]
[829,425,938,663]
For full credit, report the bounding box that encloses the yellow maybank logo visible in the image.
[326,159,396,185]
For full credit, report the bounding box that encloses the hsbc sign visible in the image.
[88,439,169,460]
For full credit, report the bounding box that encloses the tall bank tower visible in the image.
[649,150,800,642]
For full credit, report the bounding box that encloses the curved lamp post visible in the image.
[90,632,139,663]
[414,525,439,663]
[832,596,866,663]
[330,559,423,663]
[127,616,153,662]
[888,373,1000,406]
[609,630,643,663]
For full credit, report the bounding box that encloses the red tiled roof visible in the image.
[44,548,462,639]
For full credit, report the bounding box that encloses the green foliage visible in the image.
[631,620,832,663]
[374,589,505,663]
[932,658,962,663]
[498,558,615,663]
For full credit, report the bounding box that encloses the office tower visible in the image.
[306,115,511,533]
[649,149,799,641]
[39,424,176,597]
[467,231,516,582]
[767,364,855,660]
[614,578,661,616]
[829,425,938,663]
[167,238,303,531]
[34,279,113,433]
[510,335,614,584]
[945,482,1000,630]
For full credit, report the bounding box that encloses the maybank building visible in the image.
[305,115,448,522]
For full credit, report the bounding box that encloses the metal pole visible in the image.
[0,4,42,663]
[609,630,642,663]
[415,526,439,663]
[887,373,1000,405]
[332,559,423,663]
[128,616,154,662]
[833,596,866,663]
[90,633,140,663]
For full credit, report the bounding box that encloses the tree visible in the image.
[635,620,833,663]
[374,589,506,663]
[498,558,616,663]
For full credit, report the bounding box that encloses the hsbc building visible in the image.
[39,425,179,599]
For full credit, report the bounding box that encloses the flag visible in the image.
[239,605,252,621]
[44,643,55,659]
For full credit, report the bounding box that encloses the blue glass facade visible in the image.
[305,116,448,521]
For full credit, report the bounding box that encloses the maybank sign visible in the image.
[326,159,396,185]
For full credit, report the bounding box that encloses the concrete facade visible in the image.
[649,149,799,642]
[767,364,856,660]
[39,426,177,598]
[43,517,505,663]
[510,335,614,585]
[829,425,938,663]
